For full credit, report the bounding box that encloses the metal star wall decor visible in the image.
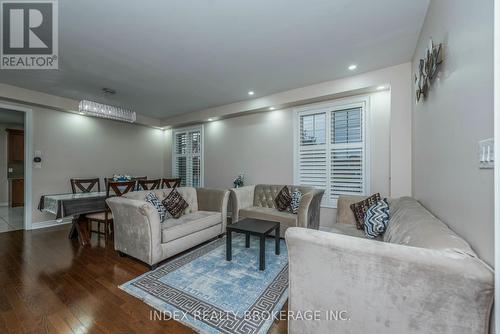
[415,38,444,102]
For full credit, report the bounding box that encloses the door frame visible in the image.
[0,102,33,230]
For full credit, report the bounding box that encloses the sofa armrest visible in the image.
[106,197,162,266]
[229,185,256,222]
[285,227,493,334]
[297,189,324,229]
[196,188,230,230]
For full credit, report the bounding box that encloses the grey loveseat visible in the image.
[285,196,494,334]
[230,184,324,237]
[107,187,229,268]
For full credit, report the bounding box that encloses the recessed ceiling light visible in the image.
[348,64,357,71]
[248,91,254,96]
[269,107,275,110]
[377,85,386,90]
[78,112,85,115]
[207,118,214,122]
[102,87,116,95]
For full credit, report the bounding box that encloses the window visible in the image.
[294,97,369,207]
[172,126,203,187]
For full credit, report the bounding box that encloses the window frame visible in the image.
[171,125,204,187]
[293,96,371,208]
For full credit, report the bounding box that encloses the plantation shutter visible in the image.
[298,113,327,190]
[296,101,367,207]
[330,107,364,199]
[173,126,203,187]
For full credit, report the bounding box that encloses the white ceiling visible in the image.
[0,0,429,119]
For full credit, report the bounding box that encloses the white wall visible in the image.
[164,63,413,198]
[202,90,391,227]
[162,64,411,226]
[0,122,24,205]
[30,106,165,223]
[412,0,494,265]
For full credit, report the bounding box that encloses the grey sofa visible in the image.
[230,184,324,237]
[107,187,229,268]
[285,196,494,334]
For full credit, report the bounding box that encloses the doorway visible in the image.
[0,108,25,232]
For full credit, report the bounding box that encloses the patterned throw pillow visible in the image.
[364,199,390,238]
[350,193,381,230]
[289,189,302,214]
[162,189,188,219]
[145,192,167,221]
[274,186,292,211]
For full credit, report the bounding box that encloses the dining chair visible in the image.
[70,178,100,193]
[138,179,161,190]
[132,176,147,190]
[86,180,136,244]
[70,178,103,239]
[161,178,182,189]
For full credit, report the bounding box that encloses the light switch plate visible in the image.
[478,138,494,169]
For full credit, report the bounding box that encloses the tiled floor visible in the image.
[0,206,24,232]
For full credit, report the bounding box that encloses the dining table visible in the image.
[38,191,107,246]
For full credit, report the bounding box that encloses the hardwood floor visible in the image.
[0,225,288,333]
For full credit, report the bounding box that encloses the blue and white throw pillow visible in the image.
[289,189,302,214]
[145,192,167,221]
[364,198,390,238]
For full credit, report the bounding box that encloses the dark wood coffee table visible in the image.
[226,218,280,271]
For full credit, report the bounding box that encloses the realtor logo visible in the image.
[1,0,58,69]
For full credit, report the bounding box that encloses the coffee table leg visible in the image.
[226,230,232,261]
[259,236,265,271]
[275,226,280,255]
[245,233,250,248]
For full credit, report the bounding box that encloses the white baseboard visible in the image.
[31,218,72,230]
[0,202,8,207]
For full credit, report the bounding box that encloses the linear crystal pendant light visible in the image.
[78,100,136,123]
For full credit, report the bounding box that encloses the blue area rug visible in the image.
[120,235,288,334]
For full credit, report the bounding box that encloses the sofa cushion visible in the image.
[171,187,198,213]
[239,206,297,226]
[275,186,292,211]
[289,189,302,214]
[161,211,221,243]
[384,197,477,257]
[350,193,381,230]
[363,198,390,238]
[145,192,168,221]
[253,184,315,208]
[327,223,367,238]
[162,189,189,219]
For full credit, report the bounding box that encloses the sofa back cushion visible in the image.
[122,187,198,214]
[384,197,476,257]
[336,195,368,225]
[123,189,165,201]
[254,184,314,208]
